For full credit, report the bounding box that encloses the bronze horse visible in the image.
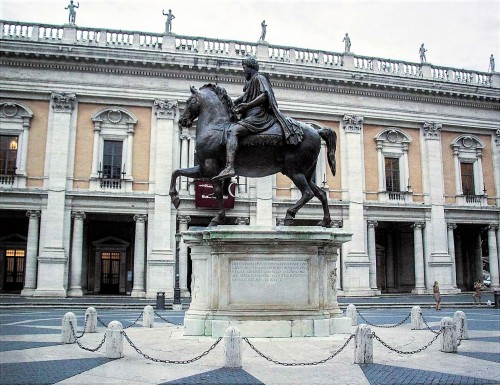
[170,84,337,227]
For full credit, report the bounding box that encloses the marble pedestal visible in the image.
[182,226,352,337]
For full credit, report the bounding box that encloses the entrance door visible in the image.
[100,251,121,294]
[4,248,25,291]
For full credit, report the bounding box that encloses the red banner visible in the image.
[195,180,236,209]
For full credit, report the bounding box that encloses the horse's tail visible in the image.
[318,128,337,176]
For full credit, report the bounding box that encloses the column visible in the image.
[131,214,147,297]
[385,230,395,290]
[487,225,499,288]
[179,130,190,193]
[412,222,426,294]
[68,212,85,297]
[422,122,453,291]
[447,223,458,288]
[367,220,378,291]
[455,230,464,288]
[452,147,462,195]
[475,232,483,282]
[178,215,191,297]
[341,115,371,295]
[147,100,177,298]
[35,92,76,297]
[21,210,41,296]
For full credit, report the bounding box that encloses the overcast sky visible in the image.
[1,0,498,72]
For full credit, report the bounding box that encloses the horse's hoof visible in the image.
[283,218,294,226]
[172,196,180,209]
[317,220,332,228]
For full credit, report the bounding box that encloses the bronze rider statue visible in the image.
[213,56,303,181]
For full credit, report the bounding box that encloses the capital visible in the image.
[412,222,425,230]
[26,210,41,219]
[133,214,148,223]
[154,99,177,119]
[331,220,343,228]
[422,122,442,140]
[51,92,76,112]
[235,217,249,225]
[367,220,378,228]
[487,224,499,231]
[447,223,457,230]
[495,128,500,146]
[71,211,86,220]
[343,115,363,133]
[178,215,191,224]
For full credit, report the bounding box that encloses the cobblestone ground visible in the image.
[0,307,498,385]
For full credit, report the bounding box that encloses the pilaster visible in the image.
[21,210,41,296]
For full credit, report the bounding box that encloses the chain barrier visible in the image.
[357,310,411,328]
[96,312,144,329]
[242,334,355,366]
[70,322,107,352]
[371,328,442,355]
[74,315,88,338]
[421,313,439,334]
[122,330,221,364]
[154,310,183,326]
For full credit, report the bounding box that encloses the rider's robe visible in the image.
[237,72,303,145]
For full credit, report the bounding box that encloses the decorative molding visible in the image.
[411,222,426,229]
[178,215,191,224]
[133,214,148,223]
[447,223,457,230]
[26,210,41,219]
[343,115,363,133]
[496,128,500,146]
[331,220,343,228]
[422,122,442,140]
[154,99,177,119]
[50,92,76,112]
[367,220,378,228]
[235,217,250,225]
[71,211,86,220]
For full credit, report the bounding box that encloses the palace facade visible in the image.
[0,20,499,298]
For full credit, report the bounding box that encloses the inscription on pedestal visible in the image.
[230,260,309,304]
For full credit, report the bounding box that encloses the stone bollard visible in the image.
[143,305,154,328]
[453,311,468,340]
[223,326,242,368]
[106,321,124,359]
[411,306,423,330]
[62,312,77,344]
[84,307,97,333]
[354,324,373,364]
[347,304,357,326]
[440,317,458,353]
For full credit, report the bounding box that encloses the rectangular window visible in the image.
[102,140,123,179]
[385,157,400,192]
[461,162,475,195]
[0,135,18,175]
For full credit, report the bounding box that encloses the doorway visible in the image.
[3,248,26,291]
[100,251,121,294]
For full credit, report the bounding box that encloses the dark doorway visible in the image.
[3,248,25,291]
[100,251,121,294]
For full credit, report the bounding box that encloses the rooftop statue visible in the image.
[259,20,267,42]
[419,43,427,63]
[342,33,351,53]
[489,54,495,73]
[170,56,337,227]
[65,0,79,25]
[162,9,175,33]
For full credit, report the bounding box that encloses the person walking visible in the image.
[433,281,441,310]
[472,280,482,306]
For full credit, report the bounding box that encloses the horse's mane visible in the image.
[200,83,238,122]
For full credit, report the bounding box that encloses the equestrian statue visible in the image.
[169,56,337,227]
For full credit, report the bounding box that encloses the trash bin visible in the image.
[156,291,165,310]
[494,291,500,309]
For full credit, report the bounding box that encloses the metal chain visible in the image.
[97,312,144,329]
[357,311,411,328]
[70,322,107,352]
[74,315,88,338]
[243,334,355,366]
[154,310,182,326]
[421,313,439,334]
[122,330,222,364]
[372,329,442,355]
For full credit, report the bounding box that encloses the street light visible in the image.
[173,233,181,306]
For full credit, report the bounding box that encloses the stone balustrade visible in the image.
[1,20,497,88]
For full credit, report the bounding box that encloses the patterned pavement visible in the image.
[0,307,499,385]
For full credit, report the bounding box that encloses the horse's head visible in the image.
[178,86,201,128]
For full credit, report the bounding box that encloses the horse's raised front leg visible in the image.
[208,179,226,227]
[169,166,202,208]
[284,173,315,226]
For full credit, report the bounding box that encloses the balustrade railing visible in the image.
[1,20,496,88]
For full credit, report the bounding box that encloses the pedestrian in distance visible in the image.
[433,281,441,310]
[472,280,482,306]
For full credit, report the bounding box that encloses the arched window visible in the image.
[0,102,33,188]
[375,128,412,202]
[451,135,487,205]
[89,108,138,191]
